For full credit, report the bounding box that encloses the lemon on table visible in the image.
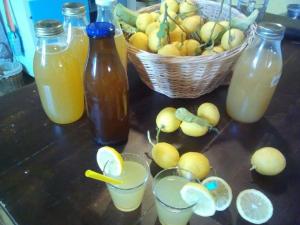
[180,182,216,217]
[151,142,180,169]
[250,147,286,176]
[129,32,148,51]
[236,189,273,224]
[202,176,232,211]
[96,146,123,176]
[180,121,208,137]
[156,107,181,133]
[178,152,211,179]
[197,102,220,126]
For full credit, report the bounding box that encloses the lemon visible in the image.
[201,46,224,56]
[250,147,286,176]
[236,189,273,224]
[150,12,160,21]
[129,32,148,51]
[180,182,216,216]
[160,0,179,14]
[136,13,154,32]
[96,146,123,176]
[202,176,232,211]
[178,152,211,179]
[148,28,168,52]
[182,15,203,34]
[169,26,186,43]
[158,44,181,56]
[145,22,160,36]
[219,20,230,30]
[156,107,181,132]
[172,41,187,56]
[180,121,208,137]
[152,142,180,169]
[199,22,224,43]
[179,0,198,17]
[183,39,201,56]
[221,28,245,50]
[197,102,220,126]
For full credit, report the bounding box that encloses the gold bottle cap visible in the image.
[62,2,86,16]
[34,20,63,37]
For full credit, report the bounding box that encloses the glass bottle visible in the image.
[33,20,84,124]
[95,0,127,70]
[226,22,285,123]
[84,22,129,145]
[62,2,89,80]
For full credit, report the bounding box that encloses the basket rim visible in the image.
[126,0,256,62]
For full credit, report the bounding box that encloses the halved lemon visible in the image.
[180,182,216,217]
[202,176,232,211]
[96,146,123,177]
[236,189,273,224]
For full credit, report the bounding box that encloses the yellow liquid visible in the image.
[107,161,147,212]
[33,45,84,124]
[226,49,282,123]
[67,28,89,80]
[154,175,193,225]
[114,32,127,72]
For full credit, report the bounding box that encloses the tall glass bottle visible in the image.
[84,22,129,145]
[95,0,127,70]
[62,2,89,79]
[33,20,84,124]
[226,22,285,123]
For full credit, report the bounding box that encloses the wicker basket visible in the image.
[127,0,256,98]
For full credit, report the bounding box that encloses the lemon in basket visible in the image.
[221,28,245,50]
[183,39,201,56]
[136,13,154,32]
[129,32,148,51]
[179,0,198,17]
[169,26,187,43]
[148,28,168,52]
[145,21,160,36]
[158,44,181,56]
[202,46,224,56]
[199,21,225,43]
[160,0,179,14]
[182,15,204,34]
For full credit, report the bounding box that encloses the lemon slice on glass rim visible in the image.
[236,189,273,224]
[180,182,216,217]
[96,146,123,177]
[202,176,233,211]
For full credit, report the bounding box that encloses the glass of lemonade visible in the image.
[104,153,150,212]
[153,168,200,225]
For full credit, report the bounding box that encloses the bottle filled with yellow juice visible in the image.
[62,2,89,80]
[33,20,84,124]
[95,0,127,70]
[226,23,285,123]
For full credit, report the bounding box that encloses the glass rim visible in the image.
[105,153,150,191]
[152,167,200,211]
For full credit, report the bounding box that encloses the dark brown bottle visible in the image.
[84,22,129,145]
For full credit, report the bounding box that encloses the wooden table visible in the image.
[1,38,300,225]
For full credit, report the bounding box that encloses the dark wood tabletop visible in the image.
[1,37,300,225]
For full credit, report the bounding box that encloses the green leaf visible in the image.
[175,108,212,128]
[157,22,168,39]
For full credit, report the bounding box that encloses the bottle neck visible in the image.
[96,3,115,23]
[36,33,67,53]
[89,36,117,54]
[252,34,282,55]
[63,15,87,44]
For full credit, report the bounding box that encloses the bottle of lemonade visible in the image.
[62,2,88,79]
[95,0,127,71]
[226,22,285,123]
[84,22,129,145]
[33,20,84,124]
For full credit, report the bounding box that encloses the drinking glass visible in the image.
[104,153,150,212]
[152,168,200,225]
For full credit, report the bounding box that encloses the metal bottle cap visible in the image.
[34,20,64,37]
[62,2,86,16]
[256,22,285,39]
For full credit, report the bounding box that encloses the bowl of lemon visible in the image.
[116,0,257,98]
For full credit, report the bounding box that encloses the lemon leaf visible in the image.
[175,107,212,128]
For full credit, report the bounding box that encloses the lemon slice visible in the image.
[202,176,232,211]
[96,146,123,177]
[180,182,216,217]
[236,189,273,224]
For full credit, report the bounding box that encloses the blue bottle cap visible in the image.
[86,22,115,38]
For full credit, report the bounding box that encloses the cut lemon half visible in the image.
[236,189,273,224]
[96,146,123,177]
[202,176,232,211]
[180,182,216,217]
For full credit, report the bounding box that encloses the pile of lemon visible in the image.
[128,0,245,56]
